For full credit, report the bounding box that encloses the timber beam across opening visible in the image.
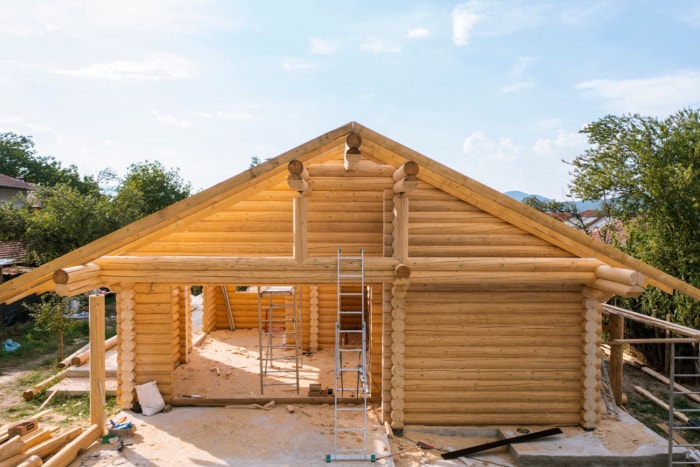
[50,256,646,294]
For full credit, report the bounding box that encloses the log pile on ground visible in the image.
[0,411,99,466]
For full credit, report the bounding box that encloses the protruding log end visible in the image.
[393,161,419,181]
[395,264,411,279]
[288,159,305,175]
[53,269,69,285]
[346,133,362,149]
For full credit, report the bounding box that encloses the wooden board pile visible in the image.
[0,411,99,467]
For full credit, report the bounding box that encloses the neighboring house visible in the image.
[0,173,32,208]
[0,173,31,270]
[0,122,698,433]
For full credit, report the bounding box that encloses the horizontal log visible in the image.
[404,390,580,403]
[603,304,700,338]
[307,162,394,178]
[70,335,118,367]
[596,265,645,286]
[310,176,393,191]
[404,412,579,426]
[52,263,100,285]
[404,400,579,413]
[407,257,602,272]
[403,368,580,381]
[409,245,572,257]
[405,326,582,337]
[23,369,68,401]
[590,278,645,298]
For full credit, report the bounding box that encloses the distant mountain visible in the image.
[504,191,601,212]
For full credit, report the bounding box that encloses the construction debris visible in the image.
[0,417,87,467]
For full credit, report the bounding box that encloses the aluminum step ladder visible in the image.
[257,286,302,394]
[668,343,700,465]
[326,248,375,462]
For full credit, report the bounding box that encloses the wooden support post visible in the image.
[393,195,408,263]
[293,197,308,263]
[89,295,106,435]
[608,314,624,406]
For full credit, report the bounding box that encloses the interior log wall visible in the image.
[131,283,179,399]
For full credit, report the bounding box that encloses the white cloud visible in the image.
[501,56,538,94]
[191,111,255,120]
[407,28,430,39]
[463,130,520,162]
[55,54,196,81]
[360,39,401,53]
[500,82,535,94]
[281,59,318,71]
[509,56,538,76]
[150,110,192,128]
[533,129,587,156]
[28,0,233,37]
[0,117,61,140]
[575,70,700,115]
[452,3,482,46]
[309,37,338,55]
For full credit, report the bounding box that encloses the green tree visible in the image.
[113,160,191,222]
[0,184,116,264]
[0,132,98,194]
[567,108,700,328]
[24,293,72,361]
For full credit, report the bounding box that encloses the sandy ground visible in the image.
[174,329,339,399]
[69,404,394,467]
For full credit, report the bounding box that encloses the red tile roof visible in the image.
[0,241,26,261]
[0,174,32,190]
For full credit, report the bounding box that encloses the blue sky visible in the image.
[1,1,700,199]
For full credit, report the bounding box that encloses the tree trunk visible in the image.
[57,331,64,362]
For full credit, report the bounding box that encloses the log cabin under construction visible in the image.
[1,121,699,435]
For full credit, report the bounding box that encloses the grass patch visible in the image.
[1,314,116,372]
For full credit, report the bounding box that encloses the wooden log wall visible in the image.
[117,284,136,409]
[402,287,584,426]
[211,286,311,350]
[128,183,295,257]
[409,185,573,258]
[130,283,179,400]
[201,286,217,334]
[309,285,319,352]
[581,299,603,429]
[306,162,386,257]
[176,286,190,364]
[390,278,409,430]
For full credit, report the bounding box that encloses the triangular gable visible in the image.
[0,121,698,303]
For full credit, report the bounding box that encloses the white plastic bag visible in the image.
[135,381,166,416]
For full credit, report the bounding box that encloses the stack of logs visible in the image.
[0,411,100,467]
